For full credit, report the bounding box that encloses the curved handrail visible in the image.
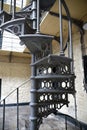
[55,111,87,130]
[0,78,31,130]
[0,78,31,103]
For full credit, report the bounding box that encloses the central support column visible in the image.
[30,54,38,130]
[30,1,38,129]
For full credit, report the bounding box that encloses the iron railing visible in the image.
[0,0,30,13]
[55,111,87,130]
[0,78,31,130]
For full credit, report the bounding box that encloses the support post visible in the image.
[17,88,19,130]
[10,0,13,13]
[30,54,38,130]
[69,20,74,74]
[36,0,40,33]
[31,0,37,29]
[3,99,5,130]
[12,0,16,19]
[21,0,23,9]
[59,0,64,56]
[0,0,4,11]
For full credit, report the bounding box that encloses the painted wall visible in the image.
[59,31,87,124]
[74,31,87,123]
[0,60,31,104]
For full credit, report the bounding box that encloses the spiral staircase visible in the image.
[0,0,76,130]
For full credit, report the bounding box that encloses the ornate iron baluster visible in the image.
[59,0,64,56]
[0,0,4,11]
[12,0,16,19]
[3,99,5,130]
[17,88,19,130]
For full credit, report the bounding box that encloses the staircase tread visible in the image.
[34,74,75,79]
[38,100,69,105]
[37,89,75,93]
[20,34,54,53]
[31,54,72,66]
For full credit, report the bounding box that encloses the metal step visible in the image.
[37,88,75,94]
[34,74,74,79]
[32,54,72,66]
[20,34,54,53]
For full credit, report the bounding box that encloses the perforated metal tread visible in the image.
[32,54,72,66]
[37,89,75,94]
[34,75,74,79]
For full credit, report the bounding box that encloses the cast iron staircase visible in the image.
[0,0,76,130]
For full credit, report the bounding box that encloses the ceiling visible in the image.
[40,0,87,37]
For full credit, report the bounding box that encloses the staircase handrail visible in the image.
[0,78,31,103]
[55,111,87,130]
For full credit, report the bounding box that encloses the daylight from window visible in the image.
[2,30,26,52]
[4,0,26,8]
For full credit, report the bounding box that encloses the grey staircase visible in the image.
[30,54,75,119]
[0,0,76,130]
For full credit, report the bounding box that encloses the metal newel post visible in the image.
[32,0,37,29]
[69,20,74,74]
[0,0,4,11]
[21,0,23,9]
[36,0,40,33]
[10,0,12,14]
[12,0,16,19]
[30,54,38,130]
[3,99,5,130]
[59,0,64,56]
[17,88,19,130]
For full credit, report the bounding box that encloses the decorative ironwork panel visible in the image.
[35,43,52,61]
[7,24,23,35]
[37,92,69,117]
[36,64,71,76]
[37,78,75,91]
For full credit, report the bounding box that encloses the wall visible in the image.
[0,58,31,104]
[59,31,87,124]
[74,31,87,123]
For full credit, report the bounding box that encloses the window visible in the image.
[83,55,87,91]
[2,30,25,52]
